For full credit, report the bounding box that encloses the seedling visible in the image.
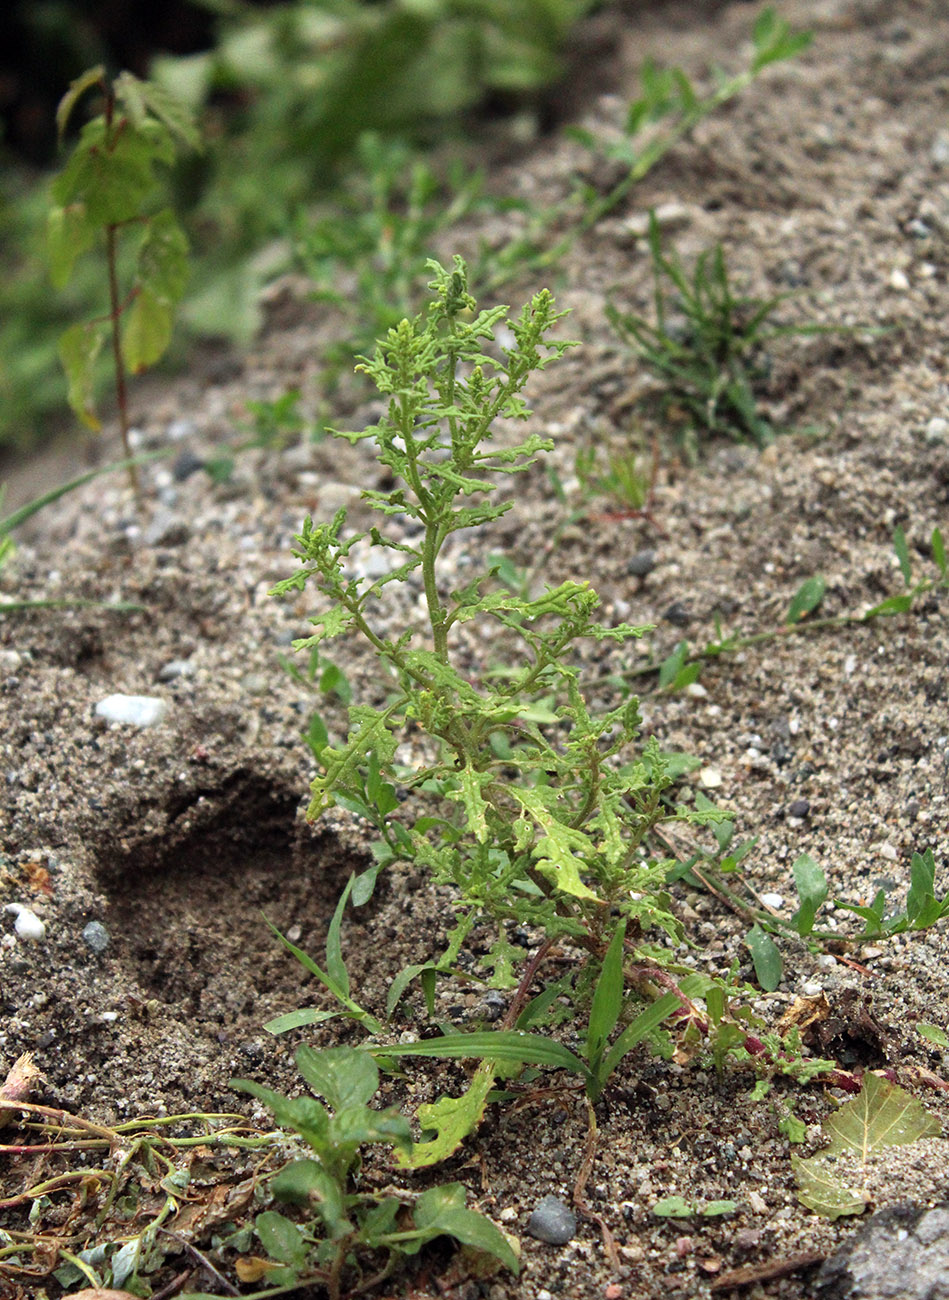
[607,212,839,448]
[48,66,200,495]
[232,1046,518,1300]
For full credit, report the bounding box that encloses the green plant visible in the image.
[231,1045,517,1300]
[272,257,728,970]
[607,211,838,448]
[48,66,200,493]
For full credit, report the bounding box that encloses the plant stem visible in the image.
[105,221,139,499]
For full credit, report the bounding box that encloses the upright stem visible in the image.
[105,222,139,499]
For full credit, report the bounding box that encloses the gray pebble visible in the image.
[627,549,657,577]
[527,1195,577,1245]
[788,798,811,819]
[144,512,191,548]
[82,921,110,954]
[157,658,196,682]
[663,601,692,627]
[172,450,205,482]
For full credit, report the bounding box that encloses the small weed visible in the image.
[48,67,200,495]
[232,1046,518,1300]
[607,212,840,449]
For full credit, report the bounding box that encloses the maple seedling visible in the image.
[48,66,200,496]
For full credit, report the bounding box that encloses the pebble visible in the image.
[788,798,811,819]
[663,601,692,627]
[167,418,196,442]
[82,921,110,954]
[924,417,948,445]
[931,131,949,166]
[760,893,785,909]
[699,767,723,789]
[157,659,195,682]
[802,980,823,997]
[626,549,657,577]
[143,512,191,548]
[527,1195,577,1245]
[172,449,205,482]
[616,201,693,240]
[879,842,897,861]
[4,903,46,941]
[889,267,910,291]
[95,695,168,728]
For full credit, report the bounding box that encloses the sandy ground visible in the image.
[1,1,948,1296]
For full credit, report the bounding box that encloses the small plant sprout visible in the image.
[49,66,200,495]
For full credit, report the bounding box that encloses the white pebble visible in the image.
[95,694,168,727]
[889,267,910,291]
[685,682,708,698]
[4,903,46,941]
[801,980,823,997]
[925,417,948,445]
[699,767,723,788]
[879,842,898,861]
[760,893,785,910]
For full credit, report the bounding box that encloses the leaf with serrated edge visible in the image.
[398,1060,497,1168]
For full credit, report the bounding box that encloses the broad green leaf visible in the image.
[52,119,170,224]
[412,1190,520,1275]
[511,787,598,902]
[398,1060,497,1169]
[56,65,106,136]
[255,1211,307,1269]
[329,1105,413,1156]
[785,576,825,625]
[791,854,829,936]
[270,1159,346,1231]
[456,762,489,842]
[652,1196,692,1218]
[122,287,173,373]
[793,1073,942,1219]
[746,924,782,991]
[59,322,104,430]
[296,1044,377,1111]
[918,1023,949,1048]
[47,204,96,289]
[115,70,203,150]
[136,209,190,305]
[893,526,912,586]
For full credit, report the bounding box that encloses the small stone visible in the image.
[879,841,898,861]
[167,418,196,442]
[889,267,910,291]
[663,601,692,627]
[747,1190,768,1214]
[931,131,949,167]
[527,1195,576,1245]
[95,695,168,727]
[172,449,205,482]
[802,980,823,997]
[82,921,110,953]
[157,659,195,682]
[789,798,811,819]
[241,673,269,695]
[626,549,657,577]
[143,512,191,548]
[685,682,708,698]
[699,767,723,789]
[924,417,948,445]
[760,893,785,909]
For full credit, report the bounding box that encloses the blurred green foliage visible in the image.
[0,0,596,452]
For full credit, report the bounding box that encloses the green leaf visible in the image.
[412,1186,520,1275]
[791,854,829,936]
[255,1211,307,1269]
[58,322,104,431]
[893,526,912,586]
[932,527,947,580]
[746,924,782,991]
[600,990,683,1084]
[785,576,825,625]
[863,593,915,619]
[270,1159,346,1232]
[296,1044,378,1111]
[456,762,489,842]
[326,876,354,996]
[398,1060,497,1169]
[53,119,170,224]
[587,921,627,1070]
[653,1196,692,1218]
[115,70,202,150]
[136,209,190,305]
[47,204,96,289]
[793,1073,941,1219]
[372,1030,590,1083]
[511,787,599,902]
[263,1008,337,1035]
[122,287,173,373]
[55,65,106,136]
[917,1023,949,1048]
